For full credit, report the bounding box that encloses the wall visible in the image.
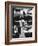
[0,0,38,46]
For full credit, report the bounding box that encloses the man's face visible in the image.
[24,16,32,31]
[19,17,32,31]
[22,19,32,31]
[14,15,32,31]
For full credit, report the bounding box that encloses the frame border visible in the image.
[5,1,37,45]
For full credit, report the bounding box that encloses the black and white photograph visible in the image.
[11,6,33,38]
